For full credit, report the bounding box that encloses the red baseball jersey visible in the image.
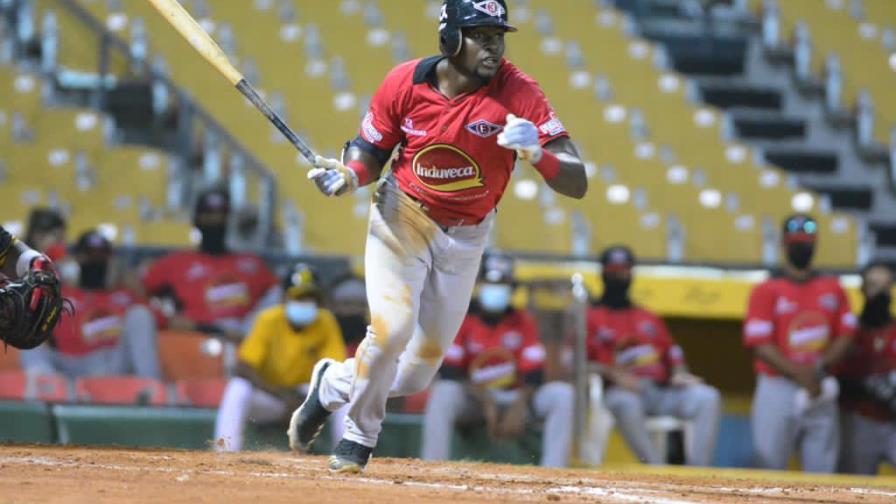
[743,275,857,376]
[142,251,278,325]
[54,287,143,356]
[586,305,685,383]
[442,310,546,390]
[838,324,896,420]
[361,56,569,223]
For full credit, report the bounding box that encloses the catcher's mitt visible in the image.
[0,267,66,350]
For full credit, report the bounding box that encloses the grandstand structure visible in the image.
[1,0,893,268]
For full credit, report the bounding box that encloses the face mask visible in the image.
[786,242,815,270]
[860,292,893,329]
[285,301,318,327]
[198,224,228,255]
[478,284,512,313]
[600,275,632,309]
[79,261,108,290]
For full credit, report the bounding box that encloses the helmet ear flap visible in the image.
[439,28,462,57]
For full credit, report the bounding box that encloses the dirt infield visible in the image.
[1,446,895,503]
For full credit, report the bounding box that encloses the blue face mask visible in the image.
[286,301,318,327]
[478,284,513,313]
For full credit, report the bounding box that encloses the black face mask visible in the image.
[198,224,228,255]
[860,292,893,329]
[786,243,815,270]
[337,314,368,344]
[600,275,632,310]
[79,261,108,290]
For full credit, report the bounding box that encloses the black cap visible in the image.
[599,245,636,272]
[283,263,321,300]
[193,187,231,218]
[73,229,112,259]
[480,252,514,284]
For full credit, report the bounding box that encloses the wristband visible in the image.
[16,249,41,277]
[532,149,561,180]
[347,159,372,187]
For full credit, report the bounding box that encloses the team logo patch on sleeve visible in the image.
[412,144,484,192]
[361,112,383,143]
[474,0,505,17]
[466,119,503,138]
[539,116,566,136]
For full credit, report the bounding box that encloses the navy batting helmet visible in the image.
[439,0,517,57]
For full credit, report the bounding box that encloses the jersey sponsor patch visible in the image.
[466,119,503,138]
[787,313,831,352]
[80,311,123,345]
[361,112,383,143]
[412,144,484,192]
[401,118,427,137]
[538,115,566,137]
[473,0,505,18]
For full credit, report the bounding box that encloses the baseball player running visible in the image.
[837,262,896,474]
[0,224,65,350]
[743,214,856,472]
[289,0,587,473]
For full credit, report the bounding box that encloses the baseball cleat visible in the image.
[328,439,373,474]
[288,358,335,452]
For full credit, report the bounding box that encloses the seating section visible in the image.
[0,370,69,401]
[74,376,168,406]
[750,0,896,144]
[5,1,876,265]
[175,377,227,408]
[0,62,191,246]
[157,330,225,381]
[49,0,860,266]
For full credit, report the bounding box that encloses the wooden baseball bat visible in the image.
[146,0,316,164]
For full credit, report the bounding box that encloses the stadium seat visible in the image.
[157,330,224,381]
[402,388,430,415]
[75,376,168,406]
[0,370,69,402]
[0,346,21,372]
[175,377,227,408]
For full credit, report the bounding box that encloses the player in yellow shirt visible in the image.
[214,263,347,452]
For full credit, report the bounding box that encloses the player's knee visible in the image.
[124,304,155,329]
[605,389,642,415]
[542,381,575,410]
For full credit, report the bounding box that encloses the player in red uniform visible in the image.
[587,246,720,466]
[289,0,587,472]
[21,230,160,379]
[743,214,856,473]
[420,253,573,467]
[837,262,896,474]
[142,188,279,348]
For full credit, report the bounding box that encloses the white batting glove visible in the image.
[497,114,543,163]
[307,155,359,197]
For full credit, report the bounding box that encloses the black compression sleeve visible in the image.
[350,136,393,166]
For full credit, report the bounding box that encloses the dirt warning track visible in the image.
[1,445,894,503]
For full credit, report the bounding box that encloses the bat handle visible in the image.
[235,80,317,165]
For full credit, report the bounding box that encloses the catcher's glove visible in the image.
[0,262,67,350]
